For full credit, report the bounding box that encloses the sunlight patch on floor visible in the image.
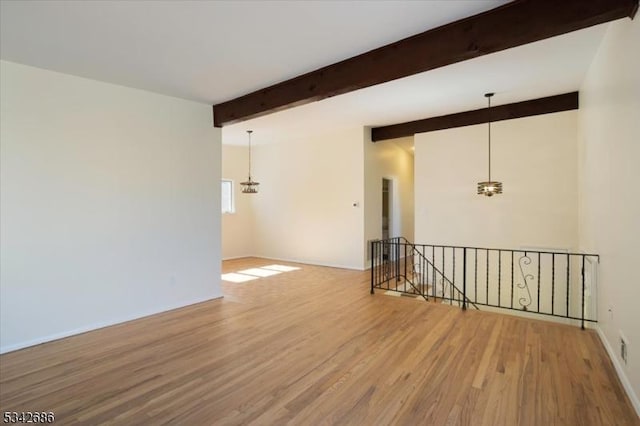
[222,264,301,283]
[221,273,259,283]
[238,268,282,277]
[262,264,301,272]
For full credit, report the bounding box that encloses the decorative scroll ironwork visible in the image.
[517,254,534,310]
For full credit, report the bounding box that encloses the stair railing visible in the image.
[370,237,477,309]
[399,237,479,310]
[370,238,599,328]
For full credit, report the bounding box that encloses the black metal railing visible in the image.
[370,237,478,310]
[370,238,599,328]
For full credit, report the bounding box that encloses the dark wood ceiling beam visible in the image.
[371,92,579,142]
[212,0,637,127]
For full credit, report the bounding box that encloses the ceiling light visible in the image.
[477,93,503,197]
[241,130,260,194]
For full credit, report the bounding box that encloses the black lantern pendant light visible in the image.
[241,130,260,194]
[477,93,503,197]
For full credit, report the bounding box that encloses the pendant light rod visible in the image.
[247,130,253,179]
[485,92,494,182]
[241,129,260,194]
[477,92,502,197]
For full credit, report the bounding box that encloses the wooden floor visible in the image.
[1,258,638,425]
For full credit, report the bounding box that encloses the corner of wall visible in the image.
[577,16,640,414]
[595,325,640,417]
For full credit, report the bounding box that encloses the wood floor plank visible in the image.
[0,257,638,425]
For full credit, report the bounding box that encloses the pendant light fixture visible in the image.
[241,130,260,194]
[477,93,503,197]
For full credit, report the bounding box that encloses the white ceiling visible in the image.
[224,22,606,146]
[0,1,608,147]
[0,0,507,104]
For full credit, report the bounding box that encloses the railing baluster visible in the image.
[453,248,456,294]
[498,250,502,308]
[423,247,427,297]
[396,240,400,283]
[442,246,445,296]
[418,248,421,295]
[552,254,555,316]
[381,241,384,285]
[463,248,467,310]
[432,250,436,300]
[379,242,382,287]
[388,241,392,287]
[376,244,388,288]
[537,252,541,313]
[404,243,408,293]
[370,241,375,294]
[486,250,489,305]
[566,253,570,318]
[581,255,586,329]
[432,246,436,298]
[383,241,386,285]
[386,241,390,290]
[452,281,455,306]
[380,241,384,290]
[384,241,387,285]
[442,246,446,303]
[474,248,478,305]
[511,251,514,309]
[376,241,379,287]
[384,240,387,282]
[389,239,392,284]
[422,246,426,296]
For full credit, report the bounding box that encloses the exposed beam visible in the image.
[212,0,637,127]
[371,92,578,142]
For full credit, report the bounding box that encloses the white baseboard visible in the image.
[252,255,365,271]
[222,255,257,261]
[222,254,367,271]
[596,325,640,417]
[0,294,223,355]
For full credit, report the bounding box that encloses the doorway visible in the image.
[382,178,392,260]
[382,178,392,240]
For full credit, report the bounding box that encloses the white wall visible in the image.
[364,132,414,264]
[578,17,640,412]
[0,61,222,353]
[415,111,579,251]
[250,127,365,270]
[221,145,254,259]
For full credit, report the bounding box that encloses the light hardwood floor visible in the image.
[1,258,638,425]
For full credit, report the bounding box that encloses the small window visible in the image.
[221,179,234,214]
